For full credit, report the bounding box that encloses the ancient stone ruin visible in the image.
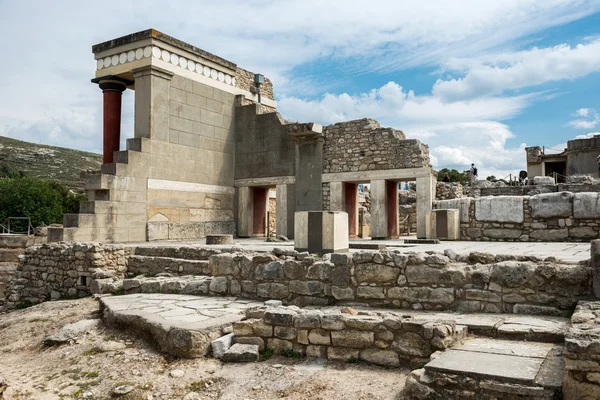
[3,29,600,400]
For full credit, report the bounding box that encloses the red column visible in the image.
[344,183,358,238]
[97,79,127,164]
[386,181,399,239]
[252,187,268,236]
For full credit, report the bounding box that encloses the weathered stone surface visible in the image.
[294,313,321,329]
[354,263,399,284]
[359,349,400,367]
[356,286,385,299]
[483,228,523,239]
[435,198,472,223]
[235,336,265,351]
[289,280,324,295]
[308,329,331,345]
[573,192,600,219]
[406,265,442,284]
[256,283,289,299]
[392,332,431,357]
[43,319,98,346]
[475,196,524,223]
[331,266,351,286]
[331,286,354,300]
[327,346,359,361]
[274,326,297,340]
[490,261,535,288]
[211,333,234,358]
[530,192,573,218]
[306,262,334,281]
[254,261,284,281]
[264,309,296,326]
[530,228,569,241]
[465,289,501,303]
[222,343,259,362]
[282,260,306,280]
[210,254,239,276]
[570,226,598,239]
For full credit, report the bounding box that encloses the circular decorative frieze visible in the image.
[96,46,237,87]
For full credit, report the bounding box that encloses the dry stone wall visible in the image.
[563,301,600,398]
[206,249,591,316]
[4,243,126,308]
[435,191,600,242]
[322,119,429,173]
[233,306,465,367]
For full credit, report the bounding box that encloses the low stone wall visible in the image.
[207,249,591,315]
[5,243,126,308]
[234,306,464,367]
[436,182,463,200]
[435,191,600,242]
[0,263,18,312]
[563,301,600,399]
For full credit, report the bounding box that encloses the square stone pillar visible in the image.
[132,65,174,142]
[370,180,387,239]
[237,186,252,237]
[344,183,359,238]
[416,174,434,239]
[329,182,344,211]
[295,211,349,254]
[276,184,295,239]
[426,209,460,240]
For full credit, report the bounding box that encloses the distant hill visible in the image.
[0,136,102,191]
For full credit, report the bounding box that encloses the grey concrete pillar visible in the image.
[370,179,387,239]
[329,182,344,211]
[132,65,174,141]
[592,239,600,298]
[237,186,252,237]
[416,174,434,239]
[276,184,295,239]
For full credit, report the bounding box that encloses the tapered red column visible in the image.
[92,76,130,164]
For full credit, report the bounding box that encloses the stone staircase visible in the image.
[48,138,150,243]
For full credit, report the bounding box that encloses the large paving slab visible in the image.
[425,338,563,387]
[100,294,263,358]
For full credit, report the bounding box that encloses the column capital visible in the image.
[131,65,174,80]
[91,75,132,92]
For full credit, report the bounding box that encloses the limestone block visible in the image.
[530,192,573,219]
[256,283,288,299]
[574,192,600,219]
[327,347,359,361]
[530,228,569,241]
[435,198,473,223]
[235,336,265,351]
[222,343,259,362]
[483,228,523,239]
[426,209,460,240]
[392,332,432,357]
[308,328,331,345]
[211,333,234,358]
[475,196,524,223]
[289,280,324,295]
[405,265,442,284]
[359,349,400,367]
[356,286,385,299]
[331,330,374,348]
[331,286,354,300]
[490,261,535,288]
[294,211,349,254]
[254,261,284,281]
[354,264,399,284]
[533,176,555,185]
[264,309,297,326]
[569,226,598,240]
[293,313,321,329]
[274,326,297,340]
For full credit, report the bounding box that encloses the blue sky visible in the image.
[1,0,600,178]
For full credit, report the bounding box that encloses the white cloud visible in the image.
[569,108,599,129]
[433,39,600,101]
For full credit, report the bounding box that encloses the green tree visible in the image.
[48,182,87,214]
[437,168,470,185]
[0,177,64,232]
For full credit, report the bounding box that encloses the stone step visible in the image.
[100,293,263,358]
[121,275,214,296]
[131,245,236,260]
[126,137,151,153]
[47,227,93,243]
[403,338,563,399]
[396,310,569,344]
[127,255,211,276]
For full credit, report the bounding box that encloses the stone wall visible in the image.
[235,67,274,100]
[0,263,17,312]
[435,191,600,242]
[4,243,126,308]
[563,301,600,398]
[322,119,429,173]
[233,306,465,367]
[435,182,463,200]
[207,249,591,315]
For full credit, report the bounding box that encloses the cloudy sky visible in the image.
[1,0,600,178]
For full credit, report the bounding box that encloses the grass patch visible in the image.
[280,349,303,359]
[347,356,359,364]
[28,317,52,323]
[82,348,99,356]
[85,371,99,378]
[189,379,211,393]
[111,288,125,296]
[260,347,275,361]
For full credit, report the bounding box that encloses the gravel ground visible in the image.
[0,298,408,400]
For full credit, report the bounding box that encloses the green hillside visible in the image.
[0,136,102,191]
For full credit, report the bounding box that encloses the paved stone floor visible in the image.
[129,238,590,261]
